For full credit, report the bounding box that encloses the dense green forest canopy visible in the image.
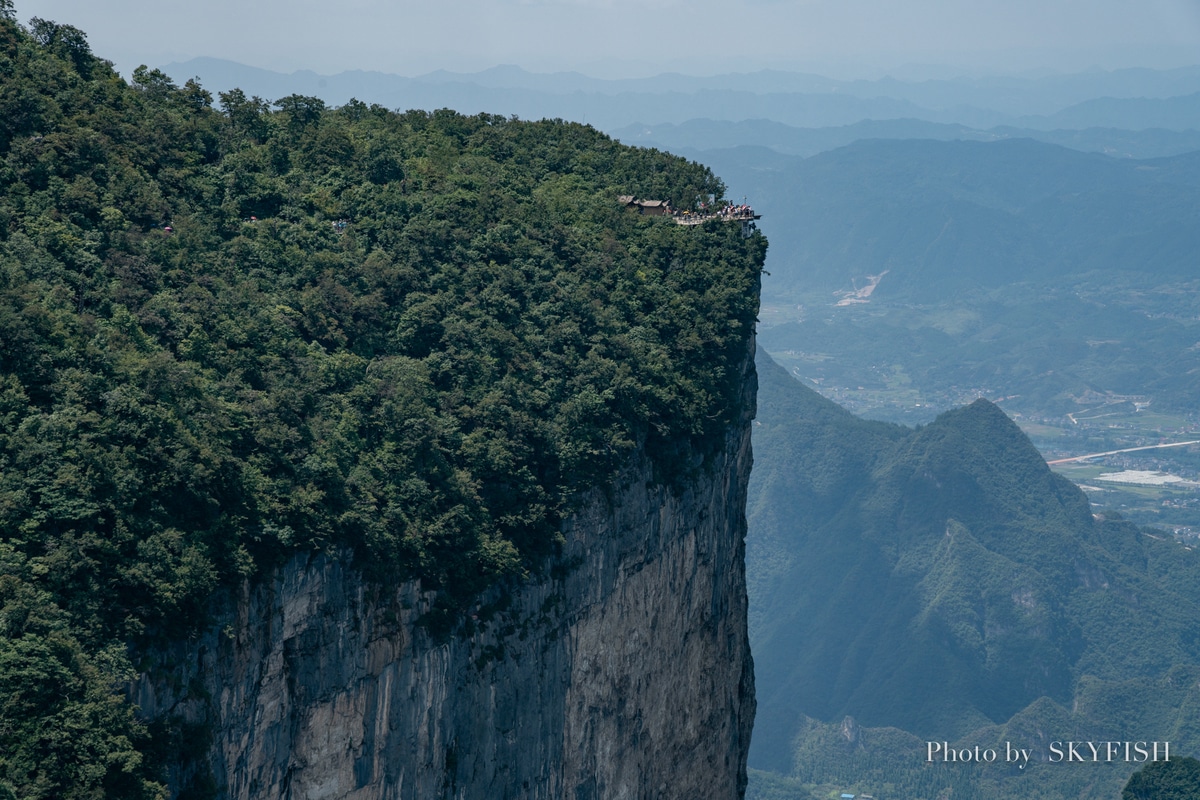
[0,10,764,797]
[1123,757,1200,800]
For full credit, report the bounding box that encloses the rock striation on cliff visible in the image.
[133,349,757,800]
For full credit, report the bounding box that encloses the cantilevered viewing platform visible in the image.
[672,206,760,225]
[619,195,761,235]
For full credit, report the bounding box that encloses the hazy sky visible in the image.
[14,0,1200,78]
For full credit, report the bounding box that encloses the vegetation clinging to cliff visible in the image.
[0,11,764,797]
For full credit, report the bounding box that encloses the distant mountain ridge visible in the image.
[613,117,1200,159]
[1020,90,1200,131]
[688,137,1200,305]
[161,58,1200,133]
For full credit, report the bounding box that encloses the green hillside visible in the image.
[0,11,764,797]
[748,351,1200,799]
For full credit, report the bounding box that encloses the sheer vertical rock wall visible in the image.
[133,352,756,800]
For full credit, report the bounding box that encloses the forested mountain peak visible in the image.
[0,13,765,797]
[882,397,1092,535]
[749,353,1200,798]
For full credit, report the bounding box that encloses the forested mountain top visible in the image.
[748,353,1200,798]
[0,11,764,797]
[749,346,1080,524]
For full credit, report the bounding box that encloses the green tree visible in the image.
[27,17,93,75]
[274,93,325,131]
[1124,757,1200,800]
[131,64,177,96]
[219,87,270,143]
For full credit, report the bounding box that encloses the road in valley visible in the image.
[1046,440,1200,465]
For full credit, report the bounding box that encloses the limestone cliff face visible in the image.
[133,352,756,800]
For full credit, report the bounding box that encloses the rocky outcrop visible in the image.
[133,352,757,800]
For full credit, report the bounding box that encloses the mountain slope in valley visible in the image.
[748,351,1200,799]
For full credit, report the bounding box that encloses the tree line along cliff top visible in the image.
[0,9,765,798]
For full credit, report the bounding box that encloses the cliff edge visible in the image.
[0,17,762,798]
[134,343,756,800]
